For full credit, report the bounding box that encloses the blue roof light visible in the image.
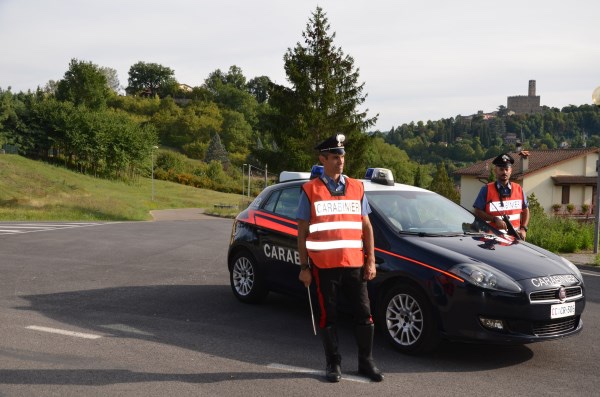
[310,165,324,179]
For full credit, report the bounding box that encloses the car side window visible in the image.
[263,190,280,213]
[270,186,301,219]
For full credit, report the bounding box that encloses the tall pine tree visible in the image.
[267,7,377,176]
[205,133,230,169]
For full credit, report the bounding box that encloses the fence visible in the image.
[241,164,278,199]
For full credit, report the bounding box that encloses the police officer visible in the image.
[296,134,383,383]
[473,153,530,239]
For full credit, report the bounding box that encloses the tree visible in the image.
[55,58,111,109]
[100,66,121,93]
[43,80,59,95]
[246,76,271,103]
[429,162,460,203]
[204,65,247,94]
[266,6,378,175]
[204,66,259,126]
[127,61,176,97]
[220,108,253,156]
[364,137,414,184]
[205,133,230,169]
[413,166,423,187]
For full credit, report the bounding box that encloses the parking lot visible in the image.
[1,218,599,396]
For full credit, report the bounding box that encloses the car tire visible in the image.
[377,284,439,354]
[230,250,268,303]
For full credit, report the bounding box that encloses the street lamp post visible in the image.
[242,164,247,197]
[151,146,158,201]
[592,87,600,252]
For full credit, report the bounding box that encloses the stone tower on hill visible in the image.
[507,80,541,114]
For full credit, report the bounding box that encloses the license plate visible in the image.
[550,302,575,319]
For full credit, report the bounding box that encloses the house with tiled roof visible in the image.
[454,148,600,215]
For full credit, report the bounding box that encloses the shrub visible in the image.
[528,214,593,253]
[581,203,590,214]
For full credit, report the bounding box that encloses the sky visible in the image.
[1,0,598,131]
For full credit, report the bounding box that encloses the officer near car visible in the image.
[473,152,530,240]
[296,134,384,383]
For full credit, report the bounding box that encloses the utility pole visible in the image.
[151,146,158,201]
[593,86,600,252]
[242,164,246,197]
[594,160,600,254]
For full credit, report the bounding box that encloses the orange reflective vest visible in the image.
[485,181,524,231]
[302,176,365,269]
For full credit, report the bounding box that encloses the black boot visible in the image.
[321,326,342,382]
[355,323,384,382]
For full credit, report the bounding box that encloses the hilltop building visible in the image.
[507,80,541,115]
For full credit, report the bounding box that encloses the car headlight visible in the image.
[449,263,522,293]
[559,256,584,283]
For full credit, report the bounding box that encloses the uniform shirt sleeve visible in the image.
[473,185,488,210]
[296,190,311,221]
[362,193,372,216]
[522,190,529,208]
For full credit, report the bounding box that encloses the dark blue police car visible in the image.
[227,167,585,353]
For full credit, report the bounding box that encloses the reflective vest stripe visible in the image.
[306,239,363,250]
[309,221,363,233]
[506,214,520,221]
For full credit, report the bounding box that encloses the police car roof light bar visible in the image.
[279,171,311,183]
[366,167,395,186]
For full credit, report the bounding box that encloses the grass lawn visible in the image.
[0,154,245,221]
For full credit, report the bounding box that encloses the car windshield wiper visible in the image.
[462,231,486,236]
[399,231,458,237]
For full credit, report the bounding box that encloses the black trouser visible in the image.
[312,266,373,328]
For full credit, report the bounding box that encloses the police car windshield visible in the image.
[367,190,491,235]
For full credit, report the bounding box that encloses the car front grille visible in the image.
[532,317,579,336]
[529,286,582,303]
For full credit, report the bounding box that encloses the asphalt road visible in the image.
[0,218,599,397]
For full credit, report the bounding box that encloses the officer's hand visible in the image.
[363,261,377,281]
[519,229,527,240]
[493,216,506,230]
[299,268,312,287]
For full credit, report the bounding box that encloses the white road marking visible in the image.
[26,325,102,339]
[581,270,600,277]
[0,222,108,235]
[100,323,154,336]
[268,363,370,383]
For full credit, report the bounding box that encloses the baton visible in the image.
[307,287,317,335]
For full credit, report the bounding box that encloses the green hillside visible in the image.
[0,155,242,221]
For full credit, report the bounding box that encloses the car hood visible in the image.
[405,234,575,281]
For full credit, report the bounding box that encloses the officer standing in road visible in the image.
[473,153,530,239]
[296,134,383,383]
